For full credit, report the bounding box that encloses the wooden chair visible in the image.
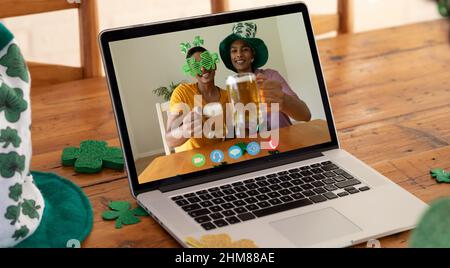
[0,0,102,87]
[210,0,354,35]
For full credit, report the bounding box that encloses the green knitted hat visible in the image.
[219,22,269,72]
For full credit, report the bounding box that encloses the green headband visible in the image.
[180,36,220,77]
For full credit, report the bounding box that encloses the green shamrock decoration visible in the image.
[0,151,25,178]
[0,44,29,83]
[5,205,20,225]
[0,127,21,148]
[8,183,22,202]
[200,51,219,70]
[21,199,41,220]
[12,226,29,241]
[180,42,192,55]
[192,36,204,47]
[102,201,149,229]
[430,168,450,183]
[61,140,124,173]
[0,83,28,123]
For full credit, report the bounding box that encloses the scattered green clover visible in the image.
[235,142,248,155]
[61,140,124,173]
[431,168,450,183]
[102,201,149,229]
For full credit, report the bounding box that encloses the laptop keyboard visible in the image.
[171,161,371,231]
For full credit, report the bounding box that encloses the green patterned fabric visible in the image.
[0,24,45,248]
[14,172,93,248]
[0,23,13,51]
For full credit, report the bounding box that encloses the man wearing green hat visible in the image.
[219,22,311,129]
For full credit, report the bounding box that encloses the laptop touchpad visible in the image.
[270,208,361,247]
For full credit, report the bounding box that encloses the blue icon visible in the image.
[210,150,225,163]
[246,142,261,156]
[228,146,243,160]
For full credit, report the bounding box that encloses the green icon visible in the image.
[192,154,206,167]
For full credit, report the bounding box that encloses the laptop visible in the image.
[99,2,427,247]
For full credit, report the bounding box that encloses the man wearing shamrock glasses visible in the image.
[165,37,229,153]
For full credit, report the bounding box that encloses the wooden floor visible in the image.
[30,19,450,248]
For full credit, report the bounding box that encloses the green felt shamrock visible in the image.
[0,151,25,178]
[61,140,124,173]
[12,225,29,241]
[5,205,20,225]
[0,44,29,82]
[430,168,450,183]
[0,83,28,123]
[8,183,22,202]
[21,199,41,220]
[102,201,149,229]
[0,127,21,148]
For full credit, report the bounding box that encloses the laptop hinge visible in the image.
[158,150,324,193]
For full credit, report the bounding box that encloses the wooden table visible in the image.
[138,120,330,184]
[31,19,450,248]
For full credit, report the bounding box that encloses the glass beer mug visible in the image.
[226,73,264,137]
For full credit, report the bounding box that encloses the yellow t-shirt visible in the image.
[169,83,229,152]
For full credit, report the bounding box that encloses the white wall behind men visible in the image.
[1,0,440,68]
[109,15,326,159]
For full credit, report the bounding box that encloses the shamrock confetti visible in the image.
[0,127,21,148]
[0,44,29,82]
[61,140,124,173]
[0,83,28,123]
[186,234,258,248]
[430,168,450,183]
[192,36,204,47]
[102,201,149,229]
[0,151,25,178]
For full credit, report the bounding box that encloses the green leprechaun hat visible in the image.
[0,22,93,248]
[219,22,269,72]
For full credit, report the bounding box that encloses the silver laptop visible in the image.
[99,2,427,247]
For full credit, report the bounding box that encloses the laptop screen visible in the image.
[104,5,337,189]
